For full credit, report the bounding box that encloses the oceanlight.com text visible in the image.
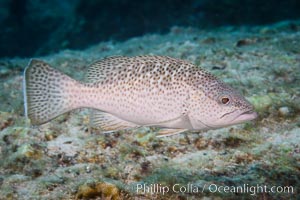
[208,184,294,196]
[135,183,294,196]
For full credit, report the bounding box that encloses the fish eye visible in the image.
[220,96,230,105]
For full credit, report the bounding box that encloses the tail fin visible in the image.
[23,59,82,125]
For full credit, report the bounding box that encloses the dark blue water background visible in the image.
[0,0,300,58]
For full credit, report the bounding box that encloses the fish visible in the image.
[23,55,257,137]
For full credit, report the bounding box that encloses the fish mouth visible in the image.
[230,109,258,124]
[197,109,258,129]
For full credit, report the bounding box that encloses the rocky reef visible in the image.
[0,20,299,199]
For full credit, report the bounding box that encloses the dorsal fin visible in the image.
[84,56,131,83]
[84,55,194,83]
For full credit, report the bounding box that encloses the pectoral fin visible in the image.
[156,128,187,137]
[91,110,139,132]
[146,114,193,130]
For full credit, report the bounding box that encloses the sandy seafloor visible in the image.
[0,21,299,200]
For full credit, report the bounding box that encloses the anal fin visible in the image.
[156,128,187,137]
[91,110,139,132]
